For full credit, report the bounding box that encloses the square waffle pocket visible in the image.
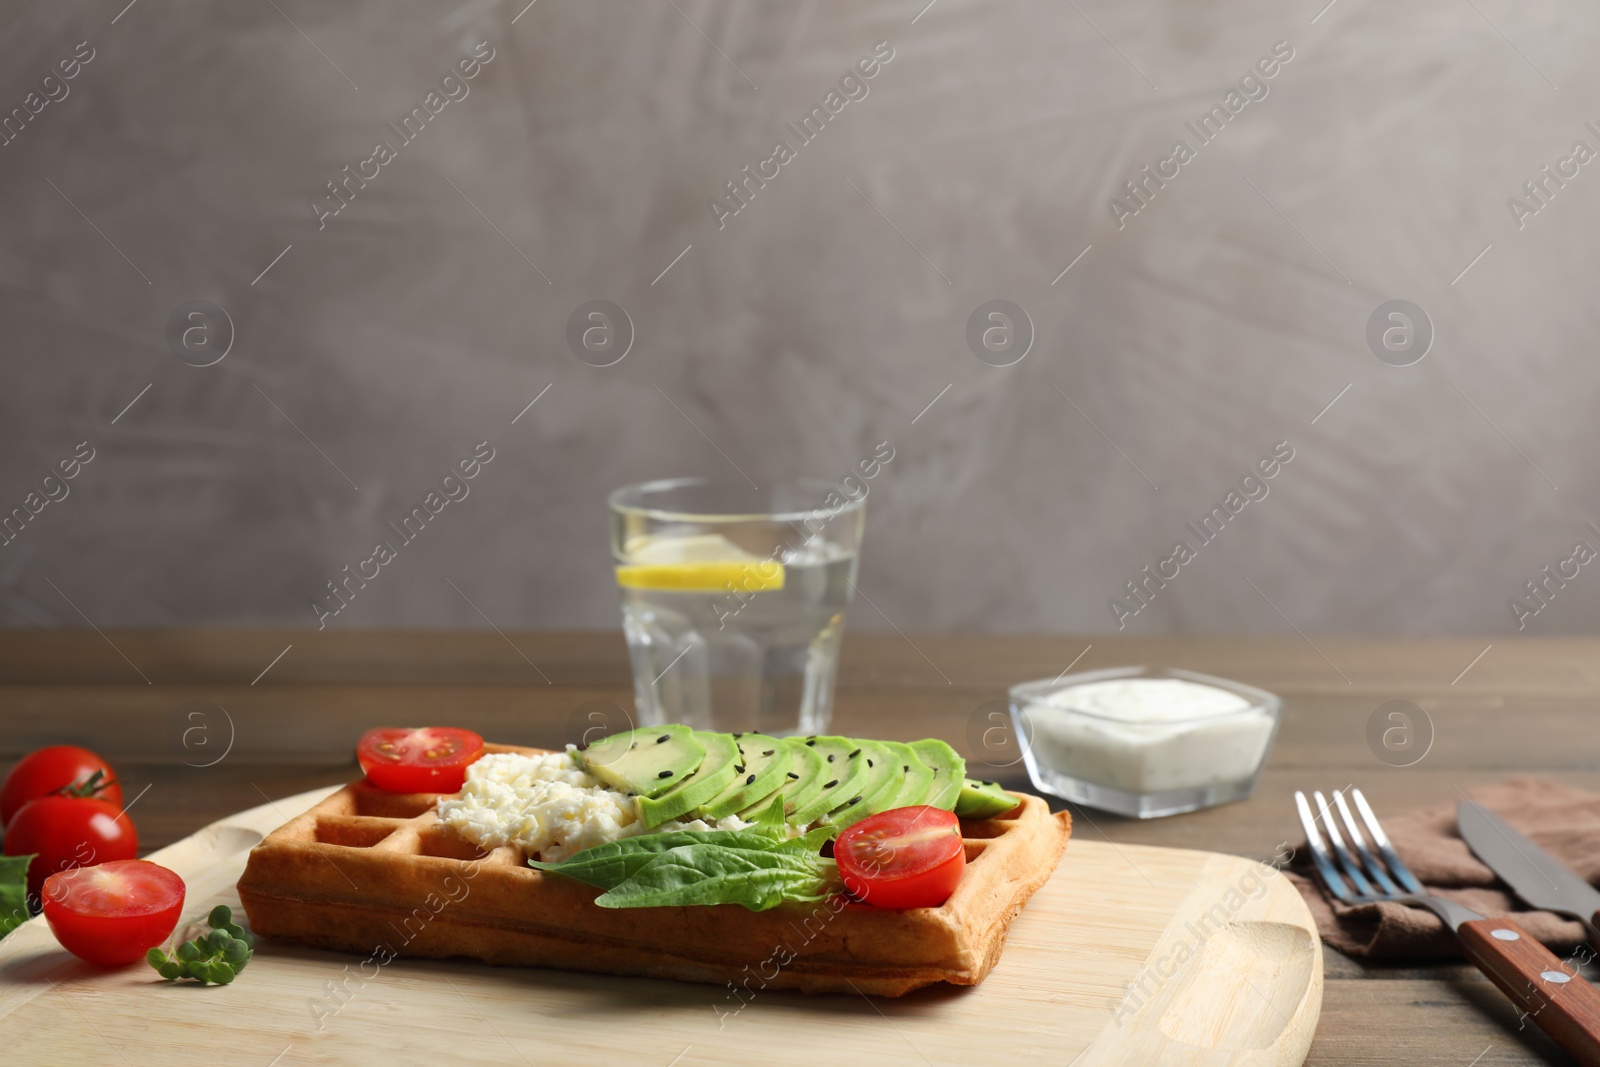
[237,744,1072,996]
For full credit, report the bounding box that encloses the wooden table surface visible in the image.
[3,629,1598,1066]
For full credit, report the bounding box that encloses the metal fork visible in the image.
[1296,787,1600,1066]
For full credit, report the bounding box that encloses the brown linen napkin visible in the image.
[1287,777,1600,961]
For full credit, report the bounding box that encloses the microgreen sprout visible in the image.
[146,904,254,985]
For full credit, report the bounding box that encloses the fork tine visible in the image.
[1315,790,1375,897]
[1294,790,1352,902]
[1332,790,1402,895]
[1351,787,1424,894]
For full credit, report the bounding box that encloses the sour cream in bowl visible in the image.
[1009,667,1282,819]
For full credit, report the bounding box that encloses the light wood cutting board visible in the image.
[0,786,1321,1066]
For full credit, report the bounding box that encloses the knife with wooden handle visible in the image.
[1459,800,1600,946]
[1398,884,1600,1065]
[1456,915,1600,1064]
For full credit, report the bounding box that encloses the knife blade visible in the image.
[1458,800,1600,943]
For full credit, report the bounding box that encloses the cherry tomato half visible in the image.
[834,806,966,910]
[4,795,138,900]
[356,727,485,793]
[42,859,185,966]
[1,745,122,828]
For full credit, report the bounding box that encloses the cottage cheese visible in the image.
[436,748,750,862]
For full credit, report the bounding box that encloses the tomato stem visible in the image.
[53,768,119,801]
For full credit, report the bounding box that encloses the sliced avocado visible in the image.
[954,778,1021,819]
[884,742,934,809]
[738,738,826,822]
[636,732,740,828]
[697,733,792,819]
[575,725,705,799]
[910,739,966,811]
[788,736,873,826]
[821,740,902,828]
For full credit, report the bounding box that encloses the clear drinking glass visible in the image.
[608,477,866,736]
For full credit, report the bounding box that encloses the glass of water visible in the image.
[608,477,866,736]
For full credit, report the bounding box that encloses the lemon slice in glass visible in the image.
[615,534,785,592]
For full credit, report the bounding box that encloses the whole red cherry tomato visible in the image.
[4,795,138,900]
[1,746,122,828]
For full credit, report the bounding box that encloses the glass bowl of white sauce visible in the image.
[1009,666,1282,818]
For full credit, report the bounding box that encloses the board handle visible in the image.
[1459,917,1600,1066]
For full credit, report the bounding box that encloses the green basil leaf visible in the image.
[593,843,840,912]
[530,829,783,888]
[747,793,786,837]
[783,825,839,854]
[0,854,33,938]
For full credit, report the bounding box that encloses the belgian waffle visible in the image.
[237,744,1072,996]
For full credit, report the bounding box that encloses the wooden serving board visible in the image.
[0,787,1321,1066]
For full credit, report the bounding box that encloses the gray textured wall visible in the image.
[2,0,1598,636]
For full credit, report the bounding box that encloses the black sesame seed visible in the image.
[787,772,799,779]
[805,739,817,746]
[745,774,756,785]
[827,754,835,763]
[847,796,861,806]
[657,770,673,778]
[824,779,838,789]
[657,734,670,743]
[735,764,745,774]
[903,765,910,773]
[763,749,775,756]
[868,759,874,767]
[848,749,861,759]
[733,732,744,739]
